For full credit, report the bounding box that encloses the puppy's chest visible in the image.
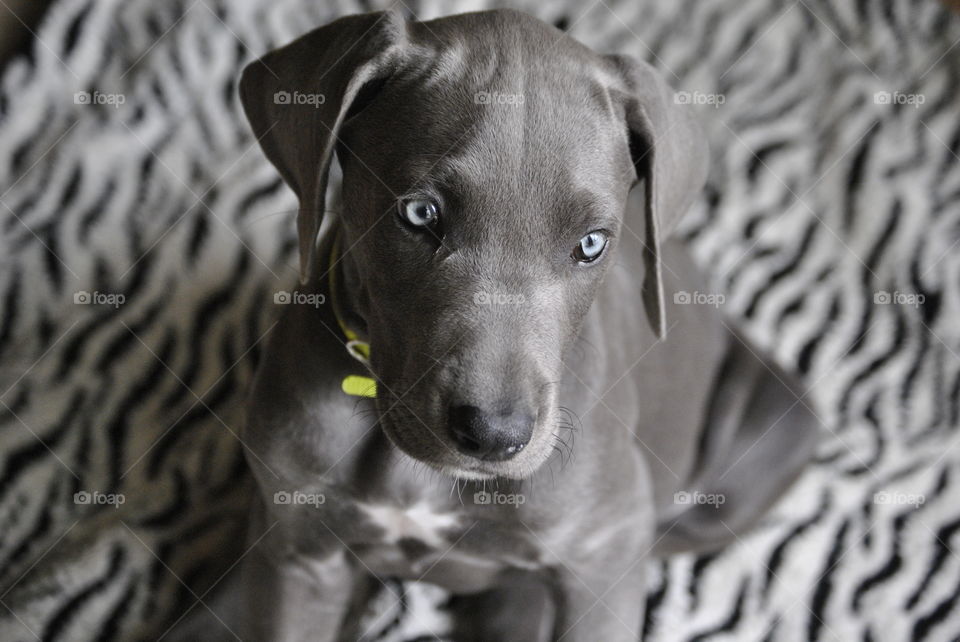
[341,497,542,590]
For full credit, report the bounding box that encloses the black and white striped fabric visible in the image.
[1,0,959,639]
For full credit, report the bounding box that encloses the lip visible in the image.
[440,465,498,481]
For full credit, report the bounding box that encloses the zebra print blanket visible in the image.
[1,0,959,639]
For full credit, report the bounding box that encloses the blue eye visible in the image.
[399,198,439,227]
[573,231,607,263]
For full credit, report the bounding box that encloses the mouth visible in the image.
[439,464,500,481]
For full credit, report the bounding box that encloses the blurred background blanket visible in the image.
[1,0,960,639]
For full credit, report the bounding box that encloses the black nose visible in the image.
[448,404,535,461]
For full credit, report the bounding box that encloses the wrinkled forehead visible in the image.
[346,12,632,205]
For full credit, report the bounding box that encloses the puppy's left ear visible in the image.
[607,55,709,339]
[239,10,407,284]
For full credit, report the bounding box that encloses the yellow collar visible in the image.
[329,231,377,398]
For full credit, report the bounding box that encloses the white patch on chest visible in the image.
[358,501,461,548]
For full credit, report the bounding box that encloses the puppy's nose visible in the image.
[448,404,534,461]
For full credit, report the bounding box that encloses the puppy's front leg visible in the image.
[550,554,648,642]
[241,503,364,642]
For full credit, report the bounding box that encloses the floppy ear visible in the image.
[239,10,407,284]
[607,55,709,339]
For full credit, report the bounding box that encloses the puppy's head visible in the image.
[240,9,707,479]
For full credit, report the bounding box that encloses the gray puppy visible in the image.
[237,8,820,641]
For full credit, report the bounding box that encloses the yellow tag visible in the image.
[341,375,377,398]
